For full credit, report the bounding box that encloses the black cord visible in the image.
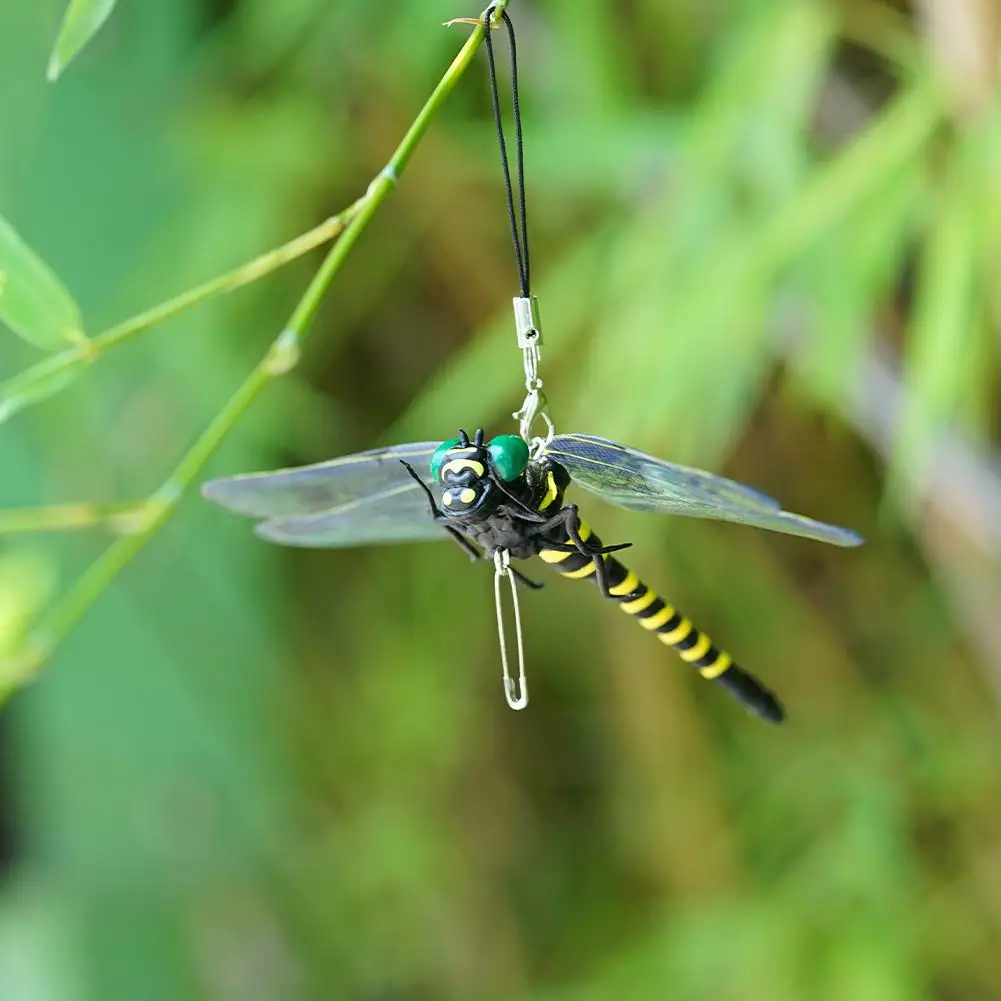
[483,7,530,297]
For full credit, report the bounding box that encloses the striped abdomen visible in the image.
[538,516,784,723]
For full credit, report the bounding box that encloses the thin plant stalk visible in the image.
[0,208,360,410]
[0,501,145,535]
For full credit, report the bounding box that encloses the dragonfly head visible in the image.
[430,428,530,516]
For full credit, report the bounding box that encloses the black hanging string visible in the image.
[483,7,530,298]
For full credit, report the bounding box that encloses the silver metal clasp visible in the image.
[511,296,553,444]
[493,548,528,710]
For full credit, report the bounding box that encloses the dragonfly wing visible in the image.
[539,433,862,547]
[256,484,450,547]
[203,441,441,518]
[203,441,448,548]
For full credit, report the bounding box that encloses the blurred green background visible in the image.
[3,0,1001,998]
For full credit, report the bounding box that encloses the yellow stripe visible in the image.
[539,548,573,564]
[609,571,640,597]
[620,589,657,615]
[577,520,592,543]
[442,458,484,477]
[679,632,712,663]
[562,561,597,579]
[638,605,675,631]
[699,651,732,679]
[539,472,558,510]
[658,618,692,645]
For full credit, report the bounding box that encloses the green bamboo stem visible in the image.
[0,2,509,696]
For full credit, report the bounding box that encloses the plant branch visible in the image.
[0,2,509,698]
[0,208,360,423]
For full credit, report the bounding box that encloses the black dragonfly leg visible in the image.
[537,503,633,558]
[537,504,631,597]
[448,529,484,563]
[491,477,547,523]
[592,552,613,597]
[509,565,544,591]
[399,459,481,563]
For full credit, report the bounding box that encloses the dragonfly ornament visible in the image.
[203,427,862,722]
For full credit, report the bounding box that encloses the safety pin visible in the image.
[493,548,528,709]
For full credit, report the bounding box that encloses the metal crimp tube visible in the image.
[512,296,542,348]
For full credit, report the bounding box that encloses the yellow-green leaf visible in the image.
[0,214,84,350]
[46,0,117,82]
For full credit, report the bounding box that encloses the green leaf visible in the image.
[0,358,82,426]
[791,163,921,406]
[0,214,84,350]
[0,549,57,660]
[46,0,117,82]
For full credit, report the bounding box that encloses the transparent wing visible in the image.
[253,486,449,548]
[202,441,450,548]
[539,433,863,547]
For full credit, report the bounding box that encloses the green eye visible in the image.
[487,435,529,481]
[430,439,461,480]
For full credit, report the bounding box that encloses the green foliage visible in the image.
[0,213,84,350]
[2,1,1001,1000]
[47,0,118,81]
